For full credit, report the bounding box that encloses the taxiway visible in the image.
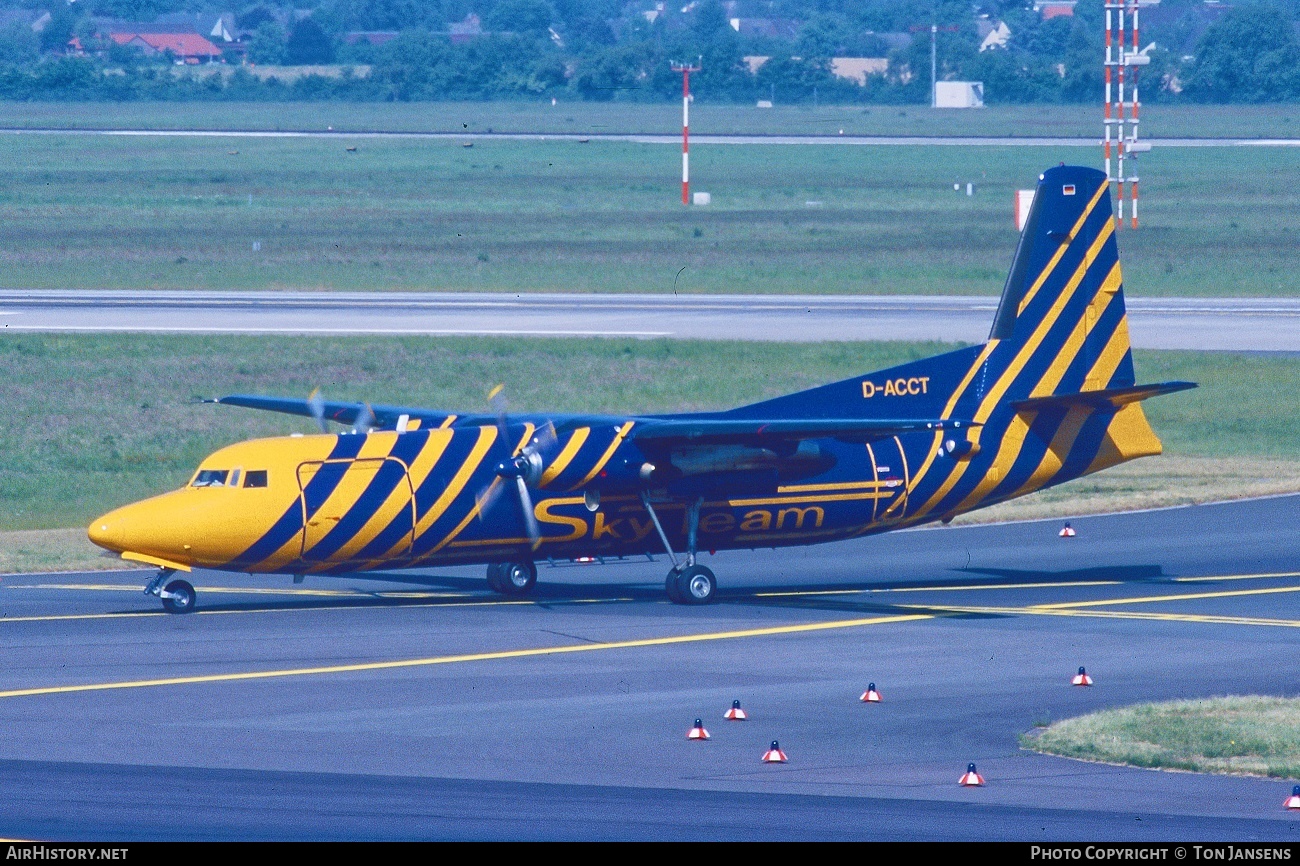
[1,494,1297,839]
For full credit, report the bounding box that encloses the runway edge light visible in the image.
[1059,522,1077,538]
[762,740,788,763]
[959,763,985,786]
[1072,667,1094,686]
[1285,786,1300,810]
[860,682,882,703]
[724,699,747,721]
[688,718,710,740]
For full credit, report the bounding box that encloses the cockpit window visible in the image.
[244,470,268,488]
[192,469,229,487]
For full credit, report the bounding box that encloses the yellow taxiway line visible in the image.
[754,579,1122,598]
[4,571,1300,700]
[0,596,628,625]
[0,613,933,700]
[901,604,1300,630]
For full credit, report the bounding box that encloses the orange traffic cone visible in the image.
[762,740,788,763]
[1072,666,1093,686]
[687,718,710,740]
[1059,522,1077,538]
[1286,786,1300,810]
[860,682,882,703]
[959,763,985,786]
[724,699,747,721]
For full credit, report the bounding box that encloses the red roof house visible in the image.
[110,31,223,62]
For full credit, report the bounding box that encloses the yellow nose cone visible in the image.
[88,512,125,551]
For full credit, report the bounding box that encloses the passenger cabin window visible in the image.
[192,469,229,487]
[244,470,268,488]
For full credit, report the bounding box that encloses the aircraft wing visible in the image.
[1010,381,1197,413]
[207,394,454,430]
[632,417,976,446]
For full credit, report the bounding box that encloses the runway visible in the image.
[1,493,1298,840]
[3,290,1298,351]
[6,128,1300,148]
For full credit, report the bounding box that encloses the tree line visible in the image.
[0,0,1298,103]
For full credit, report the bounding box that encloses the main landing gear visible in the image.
[641,493,717,605]
[486,560,538,597]
[145,568,196,614]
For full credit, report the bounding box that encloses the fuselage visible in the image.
[87,381,1161,577]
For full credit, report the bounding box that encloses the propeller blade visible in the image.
[515,475,542,550]
[353,403,375,435]
[307,388,328,433]
[474,476,507,522]
[530,420,558,456]
[488,383,510,444]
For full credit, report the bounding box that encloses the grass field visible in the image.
[2,333,1296,541]
[5,101,1300,139]
[1024,697,1300,779]
[0,131,1297,295]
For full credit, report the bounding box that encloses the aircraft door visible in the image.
[298,457,415,563]
[866,436,910,525]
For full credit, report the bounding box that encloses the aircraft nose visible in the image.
[88,511,125,551]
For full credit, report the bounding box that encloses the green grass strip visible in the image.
[1024,697,1300,779]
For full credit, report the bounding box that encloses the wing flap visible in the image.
[632,417,976,446]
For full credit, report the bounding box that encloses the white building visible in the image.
[935,81,984,108]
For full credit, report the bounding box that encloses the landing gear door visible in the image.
[297,458,414,564]
[867,436,910,525]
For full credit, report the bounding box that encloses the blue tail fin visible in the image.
[981,164,1135,402]
[729,165,1136,422]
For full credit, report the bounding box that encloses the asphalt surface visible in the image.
[3,290,1298,351]
[1,494,1298,840]
[6,128,1300,148]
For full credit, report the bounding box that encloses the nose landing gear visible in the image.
[145,568,197,614]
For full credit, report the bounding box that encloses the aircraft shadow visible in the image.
[954,564,1167,583]
[107,563,1171,616]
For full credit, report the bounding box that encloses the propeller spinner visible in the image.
[476,385,557,550]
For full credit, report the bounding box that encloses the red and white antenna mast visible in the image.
[671,57,701,205]
[1104,0,1150,228]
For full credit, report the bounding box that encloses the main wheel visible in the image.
[161,579,196,614]
[665,570,684,604]
[674,565,716,605]
[485,563,507,593]
[496,561,537,597]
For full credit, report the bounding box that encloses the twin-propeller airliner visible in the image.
[89,166,1193,612]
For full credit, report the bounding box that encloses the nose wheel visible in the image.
[146,569,196,614]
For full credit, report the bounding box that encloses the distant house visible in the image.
[1034,1,1077,19]
[109,31,223,63]
[830,57,889,85]
[728,18,798,40]
[448,13,483,44]
[979,20,1011,51]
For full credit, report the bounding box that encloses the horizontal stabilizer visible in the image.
[633,417,977,446]
[1010,381,1197,413]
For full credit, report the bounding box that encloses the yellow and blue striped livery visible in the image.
[89,166,1194,611]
